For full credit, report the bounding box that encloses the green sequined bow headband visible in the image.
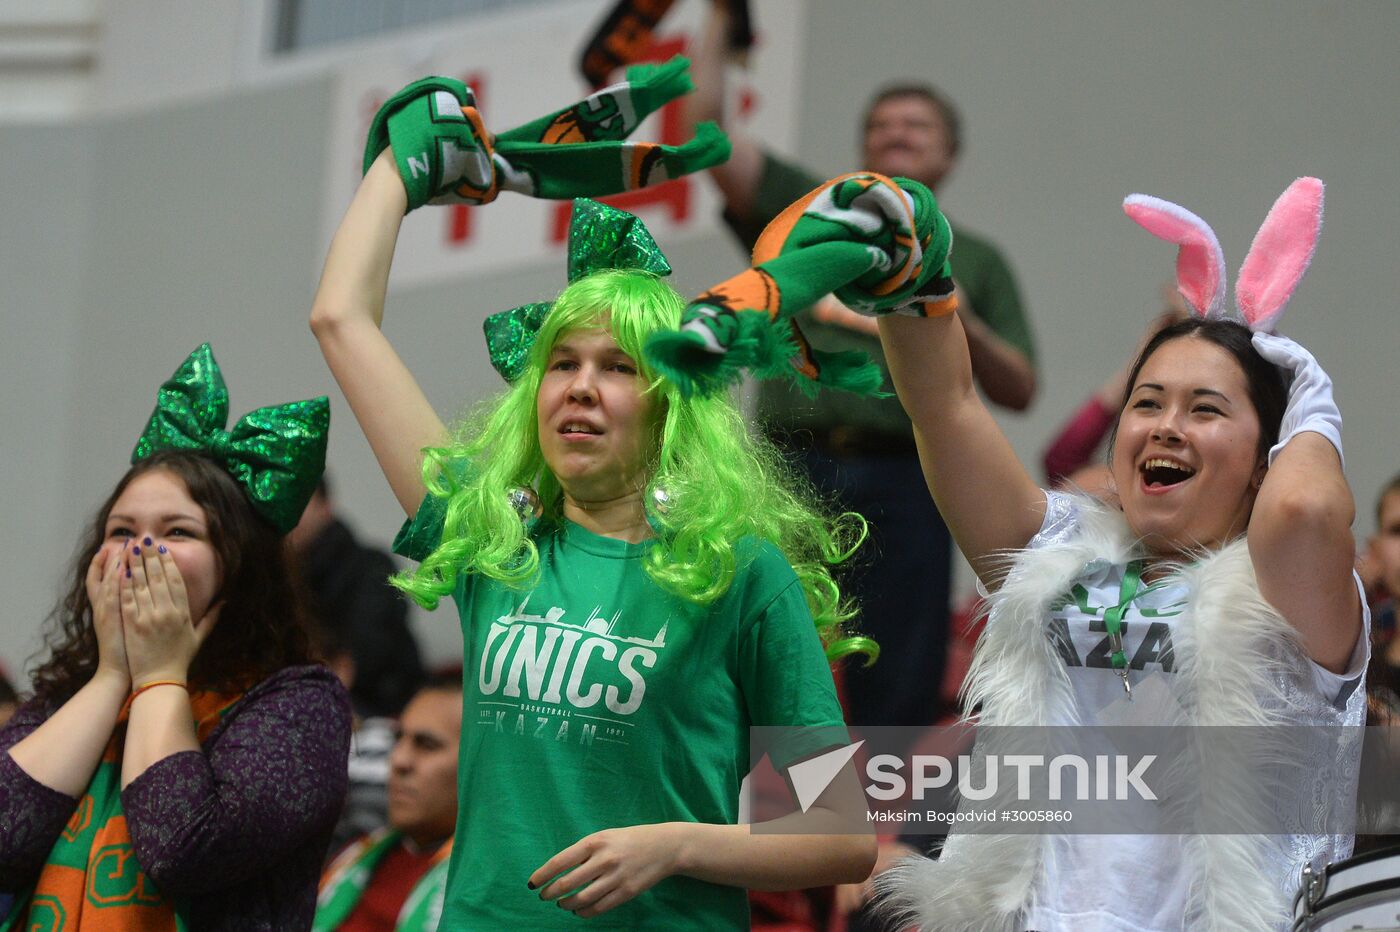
[131,344,331,534]
[482,198,671,381]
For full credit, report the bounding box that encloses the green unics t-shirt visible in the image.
[394,499,847,929]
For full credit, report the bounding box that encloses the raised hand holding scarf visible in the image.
[644,171,957,398]
[364,56,730,212]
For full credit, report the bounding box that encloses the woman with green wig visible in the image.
[310,147,876,927]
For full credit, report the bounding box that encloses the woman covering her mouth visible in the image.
[869,178,1367,931]
[310,67,879,927]
[0,346,349,930]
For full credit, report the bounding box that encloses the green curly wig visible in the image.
[394,268,876,664]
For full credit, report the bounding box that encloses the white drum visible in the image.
[1294,847,1400,931]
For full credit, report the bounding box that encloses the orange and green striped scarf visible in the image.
[364,55,729,213]
[1,689,242,932]
[644,171,958,398]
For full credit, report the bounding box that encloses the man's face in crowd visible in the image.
[387,688,462,847]
[862,95,956,188]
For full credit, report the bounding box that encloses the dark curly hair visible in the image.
[29,450,315,708]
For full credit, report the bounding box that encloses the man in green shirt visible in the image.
[684,2,1038,746]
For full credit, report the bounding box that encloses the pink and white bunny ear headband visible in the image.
[1122,177,1324,333]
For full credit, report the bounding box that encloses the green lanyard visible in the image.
[1103,559,1145,699]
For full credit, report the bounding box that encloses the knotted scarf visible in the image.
[644,172,957,397]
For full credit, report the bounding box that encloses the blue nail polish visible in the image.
[526,881,536,891]
[143,537,152,546]
[131,546,141,556]
[158,545,167,554]
[126,568,132,578]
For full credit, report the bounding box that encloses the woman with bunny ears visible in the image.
[873,178,1366,931]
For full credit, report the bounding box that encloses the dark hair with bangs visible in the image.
[1109,318,1287,463]
[29,450,314,708]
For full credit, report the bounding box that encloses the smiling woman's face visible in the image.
[100,469,222,622]
[1111,335,1265,554]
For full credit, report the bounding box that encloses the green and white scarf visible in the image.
[314,829,451,932]
[363,55,729,212]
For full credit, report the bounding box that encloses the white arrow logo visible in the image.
[788,740,866,813]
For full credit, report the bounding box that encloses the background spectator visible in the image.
[291,475,425,718]
[683,0,1036,748]
[1362,474,1400,721]
[316,678,461,931]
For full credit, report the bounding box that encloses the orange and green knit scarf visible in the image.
[365,55,729,213]
[0,689,242,932]
[645,171,957,398]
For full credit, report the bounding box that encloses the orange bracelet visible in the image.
[121,679,188,717]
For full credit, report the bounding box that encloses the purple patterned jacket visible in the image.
[0,664,351,931]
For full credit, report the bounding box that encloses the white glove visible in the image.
[1250,331,1344,468]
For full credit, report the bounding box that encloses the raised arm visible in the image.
[878,313,1046,586]
[1246,335,1359,673]
[310,150,447,516]
[680,0,764,222]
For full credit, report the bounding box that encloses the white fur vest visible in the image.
[875,493,1363,932]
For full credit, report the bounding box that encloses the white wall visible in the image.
[93,0,249,113]
[0,0,97,121]
[0,123,96,682]
[2,0,1397,682]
